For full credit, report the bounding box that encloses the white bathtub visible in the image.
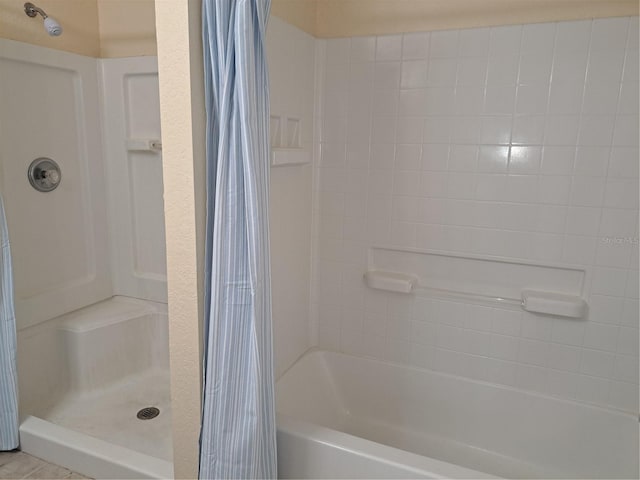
[276,349,639,479]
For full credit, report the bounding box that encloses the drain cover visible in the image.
[137,407,160,420]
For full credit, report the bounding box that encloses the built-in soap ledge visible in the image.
[521,290,587,318]
[126,138,162,152]
[270,114,310,167]
[364,271,417,294]
[271,148,310,166]
[365,247,589,319]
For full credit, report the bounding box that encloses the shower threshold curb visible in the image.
[20,416,173,479]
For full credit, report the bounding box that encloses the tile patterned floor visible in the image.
[0,451,90,479]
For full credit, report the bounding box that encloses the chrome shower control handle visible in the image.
[43,169,60,185]
[28,157,62,192]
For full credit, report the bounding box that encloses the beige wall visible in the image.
[273,0,638,37]
[0,0,156,58]
[271,0,317,35]
[97,0,156,57]
[0,0,101,57]
[155,0,205,477]
[2,0,636,57]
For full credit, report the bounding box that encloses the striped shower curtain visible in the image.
[0,194,18,451]
[199,0,276,479]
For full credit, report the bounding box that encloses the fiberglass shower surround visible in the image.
[0,15,172,476]
[312,17,639,413]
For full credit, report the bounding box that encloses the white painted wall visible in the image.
[313,17,639,414]
[0,40,112,330]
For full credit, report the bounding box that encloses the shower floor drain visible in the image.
[137,407,160,420]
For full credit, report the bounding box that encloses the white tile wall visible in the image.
[267,17,315,377]
[312,17,639,414]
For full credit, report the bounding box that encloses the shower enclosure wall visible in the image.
[0,39,172,478]
[275,13,639,479]
[310,16,640,415]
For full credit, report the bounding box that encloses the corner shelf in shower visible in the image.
[270,114,310,166]
[271,148,310,166]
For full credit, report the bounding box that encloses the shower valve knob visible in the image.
[28,157,61,192]
[43,169,60,184]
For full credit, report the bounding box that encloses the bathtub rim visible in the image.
[277,413,497,479]
[276,348,638,478]
[279,347,639,419]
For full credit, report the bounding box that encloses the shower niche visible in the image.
[270,114,310,166]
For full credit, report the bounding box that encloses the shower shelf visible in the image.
[271,148,310,166]
[270,114,310,166]
[365,247,589,318]
[521,289,587,318]
[126,138,162,152]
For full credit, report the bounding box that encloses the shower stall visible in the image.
[0,32,172,477]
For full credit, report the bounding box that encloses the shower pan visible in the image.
[19,298,172,478]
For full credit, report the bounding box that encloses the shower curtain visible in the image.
[199,0,276,479]
[0,194,18,451]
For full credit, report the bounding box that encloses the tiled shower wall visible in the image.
[267,17,315,377]
[312,17,639,414]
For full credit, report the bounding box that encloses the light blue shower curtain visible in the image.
[199,0,276,479]
[0,194,18,451]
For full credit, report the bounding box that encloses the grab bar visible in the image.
[414,284,522,308]
[364,270,587,318]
